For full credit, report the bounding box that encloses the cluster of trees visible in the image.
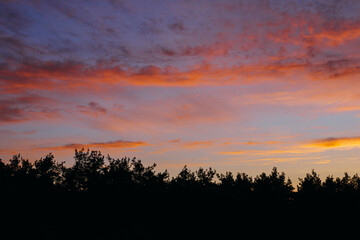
[2,149,360,197]
[1,149,360,238]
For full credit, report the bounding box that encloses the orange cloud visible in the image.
[266,11,360,47]
[77,101,107,118]
[311,23,360,46]
[241,141,281,145]
[218,141,329,156]
[164,98,234,125]
[226,156,323,165]
[182,140,213,149]
[305,137,360,149]
[313,160,331,165]
[0,95,60,124]
[74,90,236,135]
[330,105,360,113]
[2,57,359,95]
[219,150,248,155]
[220,136,360,159]
[36,140,148,151]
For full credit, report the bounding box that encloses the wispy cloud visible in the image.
[305,137,360,149]
[182,140,214,149]
[313,160,331,165]
[77,102,107,117]
[1,57,359,95]
[36,140,148,150]
[219,136,360,157]
[1,0,360,177]
[0,95,59,123]
[219,148,322,156]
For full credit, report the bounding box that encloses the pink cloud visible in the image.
[36,139,148,150]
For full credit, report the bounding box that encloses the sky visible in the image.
[1,0,360,183]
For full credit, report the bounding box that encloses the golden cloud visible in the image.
[36,140,148,150]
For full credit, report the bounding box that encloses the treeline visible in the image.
[2,149,360,196]
[1,149,360,239]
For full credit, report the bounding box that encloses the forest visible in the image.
[1,149,360,239]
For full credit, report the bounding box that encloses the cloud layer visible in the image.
[1,0,360,179]
[37,140,148,151]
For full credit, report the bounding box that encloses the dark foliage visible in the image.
[1,149,360,238]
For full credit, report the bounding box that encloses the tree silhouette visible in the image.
[196,167,216,184]
[63,149,105,191]
[298,169,322,193]
[34,153,65,190]
[253,167,293,205]
[102,156,133,192]
[297,169,323,206]
[171,165,196,190]
[1,149,360,239]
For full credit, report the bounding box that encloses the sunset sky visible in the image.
[1,0,360,182]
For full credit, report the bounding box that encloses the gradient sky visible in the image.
[1,0,360,183]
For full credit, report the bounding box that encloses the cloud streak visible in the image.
[2,58,359,96]
[36,140,148,151]
[0,95,59,123]
[305,137,360,149]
